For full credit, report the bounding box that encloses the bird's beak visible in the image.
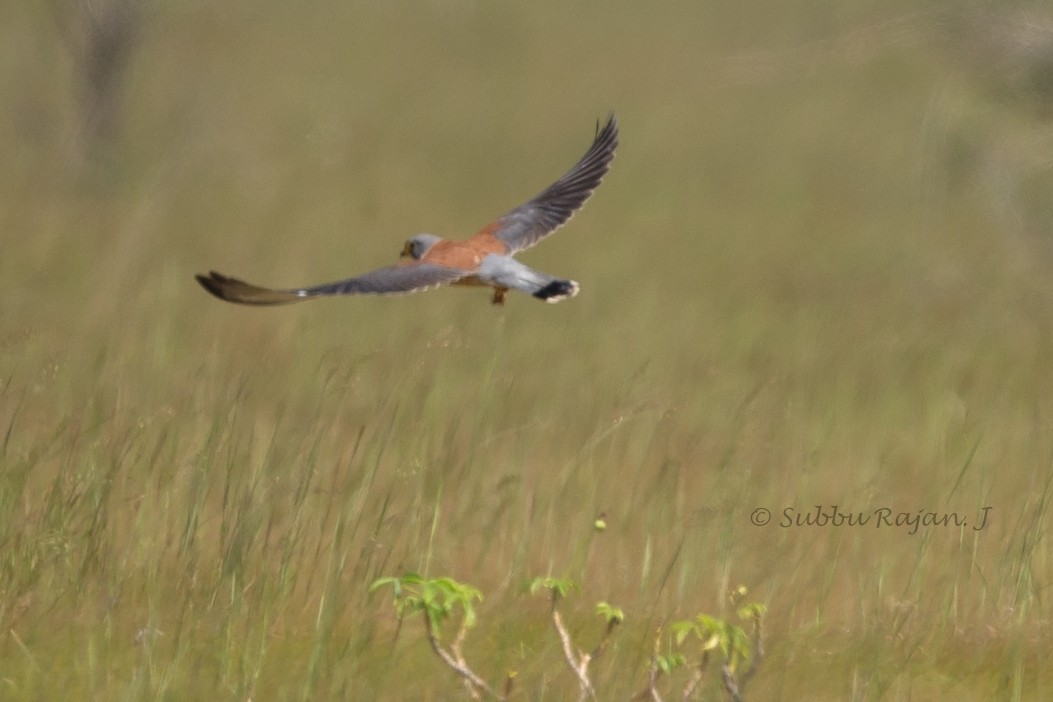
[400,244,411,258]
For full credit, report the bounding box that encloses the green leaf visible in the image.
[431,577,463,597]
[462,603,477,629]
[372,573,490,634]
[595,602,624,624]
[727,624,751,662]
[695,614,721,635]
[457,583,484,604]
[657,653,686,674]
[369,576,399,593]
[671,619,699,646]
[529,576,577,598]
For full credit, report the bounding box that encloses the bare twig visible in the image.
[502,670,517,699]
[720,663,742,702]
[590,616,619,660]
[739,613,764,688]
[422,614,496,700]
[633,625,663,702]
[721,606,765,701]
[550,591,597,701]
[680,650,709,700]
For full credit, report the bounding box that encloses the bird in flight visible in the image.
[195,114,618,307]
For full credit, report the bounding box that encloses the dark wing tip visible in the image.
[195,270,305,306]
[596,112,619,145]
[195,271,226,299]
[490,113,620,252]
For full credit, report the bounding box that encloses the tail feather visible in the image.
[478,255,580,303]
[532,279,579,303]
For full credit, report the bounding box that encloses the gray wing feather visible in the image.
[492,114,619,253]
[195,264,469,306]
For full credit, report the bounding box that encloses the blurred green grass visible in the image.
[2,0,1052,699]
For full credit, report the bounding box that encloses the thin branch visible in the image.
[633,625,663,702]
[680,650,710,700]
[721,610,765,701]
[739,615,764,687]
[549,592,596,701]
[589,617,619,660]
[422,613,496,700]
[450,617,487,700]
[720,663,742,702]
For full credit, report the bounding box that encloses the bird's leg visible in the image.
[491,287,507,306]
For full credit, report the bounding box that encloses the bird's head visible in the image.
[401,233,442,260]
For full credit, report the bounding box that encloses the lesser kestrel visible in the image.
[195,114,618,306]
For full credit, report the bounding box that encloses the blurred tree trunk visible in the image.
[51,0,144,168]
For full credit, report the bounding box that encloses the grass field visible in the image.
[2,1,1052,699]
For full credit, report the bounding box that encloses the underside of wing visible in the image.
[195,263,470,306]
[486,114,619,254]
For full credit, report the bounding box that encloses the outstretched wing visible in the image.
[195,262,470,306]
[478,114,619,254]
